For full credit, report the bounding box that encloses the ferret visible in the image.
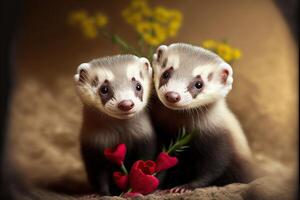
[74,55,156,195]
[150,43,256,191]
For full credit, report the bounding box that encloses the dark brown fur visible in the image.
[80,105,156,195]
[150,96,255,189]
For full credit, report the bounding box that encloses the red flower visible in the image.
[129,160,159,194]
[155,152,178,172]
[113,171,128,191]
[113,172,128,191]
[104,143,126,166]
[136,160,156,175]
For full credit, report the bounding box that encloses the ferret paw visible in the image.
[168,186,192,194]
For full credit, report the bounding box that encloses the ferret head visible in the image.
[152,43,233,110]
[74,55,152,119]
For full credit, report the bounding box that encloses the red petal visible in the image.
[155,152,178,172]
[144,160,156,175]
[129,160,159,194]
[104,143,127,166]
[113,171,128,191]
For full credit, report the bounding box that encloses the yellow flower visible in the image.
[218,44,242,62]
[139,4,152,17]
[81,18,98,39]
[131,0,148,10]
[167,10,182,36]
[94,12,108,28]
[130,0,151,16]
[69,10,88,25]
[136,22,167,46]
[154,6,171,23]
[216,43,234,62]
[127,13,143,26]
[232,49,242,59]
[216,43,231,55]
[69,10,108,39]
[201,40,242,63]
[83,27,97,39]
[202,39,217,49]
[220,51,233,62]
[136,22,152,35]
[170,10,182,21]
[143,34,165,46]
[122,0,151,21]
[168,20,181,37]
[122,0,182,44]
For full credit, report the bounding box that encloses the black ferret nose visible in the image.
[165,92,181,103]
[118,100,135,111]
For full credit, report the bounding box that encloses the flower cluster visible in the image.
[69,10,108,39]
[202,39,242,63]
[68,3,243,63]
[122,0,182,46]
[104,143,178,197]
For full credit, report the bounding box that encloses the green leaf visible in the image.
[168,139,174,150]
[180,146,189,150]
[166,128,199,155]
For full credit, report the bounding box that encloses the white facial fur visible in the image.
[152,43,233,110]
[74,55,152,119]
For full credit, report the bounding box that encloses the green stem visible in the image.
[137,35,146,55]
[100,29,141,56]
[113,34,141,56]
[167,130,195,155]
[120,163,128,175]
[147,45,155,60]
[167,141,180,155]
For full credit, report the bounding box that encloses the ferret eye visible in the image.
[194,81,203,89]
[136,83,142,91]
[100,86,109,94]
[162,71,170,79]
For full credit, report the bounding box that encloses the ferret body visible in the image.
[151,43,255,190]
[74,55,156,195]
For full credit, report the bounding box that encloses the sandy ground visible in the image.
[6,0,298,199]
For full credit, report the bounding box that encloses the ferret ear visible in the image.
[139,57,152,77]
[219,63,233,85]
[152,45,168,67]
[74,63,90,83]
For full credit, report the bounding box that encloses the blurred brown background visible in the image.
[6,0,298,193]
